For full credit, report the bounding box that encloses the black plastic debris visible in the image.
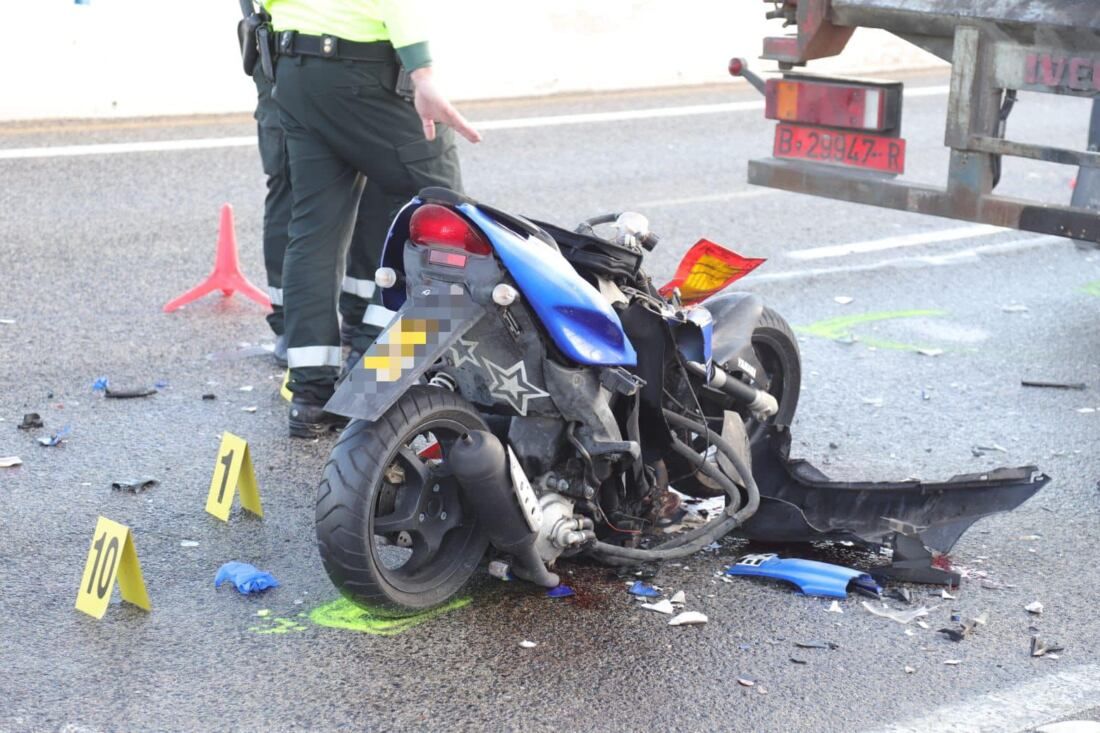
[202,393,217,401]
[794,640,839,650]
[17,413,43,430]
[105,386,158,399]
[938,612,989,642]
[1030,635,1064,658]
[890,588,914,605]
[789,657,808,665]
[1021,380,1087,391]
[111,478,158,493]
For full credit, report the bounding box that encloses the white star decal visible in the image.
[482,358,550,416]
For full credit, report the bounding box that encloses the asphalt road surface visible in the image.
[1,70,1098,733]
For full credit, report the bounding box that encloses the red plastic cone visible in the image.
[163,204,272,313]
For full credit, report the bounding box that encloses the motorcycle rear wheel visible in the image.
[315,386,490,613]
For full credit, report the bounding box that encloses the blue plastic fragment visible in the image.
[37,425,72,447]
[214,562,280,594]
[628,580,661,598]
[547,585,575,598]
[154,380,170,389]
[92,377,109,391]
[725,553,881,599]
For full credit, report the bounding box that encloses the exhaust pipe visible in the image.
[448,431,560,588]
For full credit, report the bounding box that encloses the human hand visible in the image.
[410,67,482,144]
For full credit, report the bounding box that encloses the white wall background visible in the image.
[0,1,945,121]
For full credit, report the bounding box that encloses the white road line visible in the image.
[786,224,1008,261]
[0,85,950,161]
[0,136,256,160]
[633,188,777,208]
[745,235,1061,284]
[864,663,1100,733]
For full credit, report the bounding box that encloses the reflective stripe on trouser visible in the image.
[286,345,343,369]
[268,286,284,306]
[276,54,462,402]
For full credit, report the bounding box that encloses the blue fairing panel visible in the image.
[458,204,637,367]
[725,553,881,598]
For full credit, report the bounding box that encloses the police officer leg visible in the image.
[253,68,290,367]
[278,110,363,436]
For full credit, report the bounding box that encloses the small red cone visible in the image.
[163,204,272,313]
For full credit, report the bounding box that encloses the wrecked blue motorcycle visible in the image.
[317,188,1049,611]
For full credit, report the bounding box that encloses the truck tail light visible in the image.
[409,204,492,257]
[765,76,902,133]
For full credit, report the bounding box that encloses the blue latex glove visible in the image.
[214,562,279,594]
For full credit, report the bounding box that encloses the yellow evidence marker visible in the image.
[280,370,292,402]
[205,432,263,521]
[75,516,151,619]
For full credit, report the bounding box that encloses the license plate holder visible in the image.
[773,123,906,175]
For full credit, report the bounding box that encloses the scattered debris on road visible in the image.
[904,665,915,674]
[790,657,808,665]
[37,425,71,447]
[938,612,988,642]
[105,386,158,399]
[827,601,844,614]
[737,677,755,687]
[861,396,884,407]
[628,580,661,598]
[242,406,258,413]
[944,659,961,666]
[668,611,707,626]
[201,393,217,401]
[725,554,880,598]
[833,296,854,305]
[917,348,944,357]
[1030,635,1064,658]
[92,377,109,392]
[488,560,512,581]
[0,456,23,468]
[640,599,674,615]
[17,413,43,430]
[1025,601,1044,615]
[111,478,158,493]
[861,601,935,624]
[670,590,686,606]
[1021,380,1087,391]
[1001,304,1029,313]
[971,444,1007,456]
[519,640,537,649]
[547,585,574,599]
[795,640,838,650]
[214,562,280,594]
[180,540,199,548]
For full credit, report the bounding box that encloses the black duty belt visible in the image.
[277,31,394,62]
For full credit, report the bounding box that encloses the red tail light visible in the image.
[409,204,492,256]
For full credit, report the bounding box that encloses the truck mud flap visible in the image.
[738,429,1051,585]
[325,288,484,422]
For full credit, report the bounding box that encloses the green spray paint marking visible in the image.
[249,614,308,635]
[1081,280,1100,297]
[308,596,472,637]
[795,309,949,351]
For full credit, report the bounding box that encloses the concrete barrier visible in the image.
[2,1,945,122]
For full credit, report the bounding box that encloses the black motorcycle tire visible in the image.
[316,386,490,613]
[743,305,801,446]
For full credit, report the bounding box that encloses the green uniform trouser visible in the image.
[253,67,381,340]
[273,52,462,402]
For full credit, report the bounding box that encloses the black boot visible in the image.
[288,396,348,439]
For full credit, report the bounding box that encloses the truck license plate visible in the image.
[773,123,906,175]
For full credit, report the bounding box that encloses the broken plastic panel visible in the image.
[738,430,1050,585]
[726,553,880,599]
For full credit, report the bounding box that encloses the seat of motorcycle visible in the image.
[419,186,560,252]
